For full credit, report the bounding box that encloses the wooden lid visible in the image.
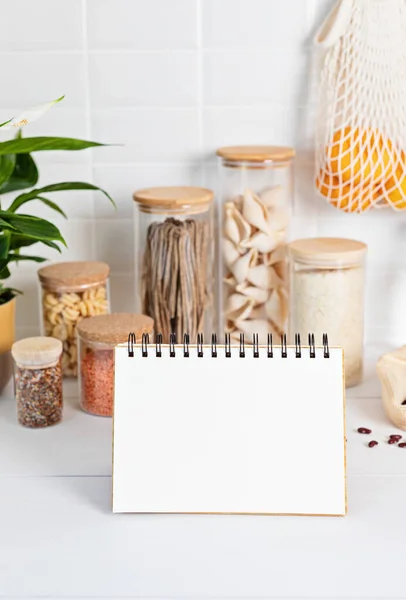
[216,145,295,163]
[12,336,62,366]
[132,186,214,210]
[77,313,154,345]
[38,261,110,290]
[288,238,367,266]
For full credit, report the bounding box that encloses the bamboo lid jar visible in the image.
[216,145,295,343]
[132,186,215,344]
[37,261,111,378]
[77,313,154,417]
[288,238,367,387]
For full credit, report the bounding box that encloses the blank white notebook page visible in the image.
[113,345,346,516]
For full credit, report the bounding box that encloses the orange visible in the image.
[326,127,362,184]
[316,171,340,199]
[383,165,406,210]
[363,129,394,184]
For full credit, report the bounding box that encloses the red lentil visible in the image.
[80,349,114,417]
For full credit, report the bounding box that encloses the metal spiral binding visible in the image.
[197,333,204,358]
[211,334,217,358]
[323,333,330,358]
[309,333,316,358]
[156,333,162,357]
[128,332,135,357]
[239,333,245,358]
[127,332,331,358]
[281,333,287,358]
[183,333,190,358]
[142,333,149,357]
[295,333,301,358]
[169,333,176,357]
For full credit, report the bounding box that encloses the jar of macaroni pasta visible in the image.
[11,336,63,428]
[216,145,295,343]
[37,261,110,377]
[288,238,367,387]
[133,186,214,344]
[77,313,154,416]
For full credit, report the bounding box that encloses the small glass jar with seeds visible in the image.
[11,336,63,428]
[133,186,214,344]
[77,313,154,416]
[37,261,110,377]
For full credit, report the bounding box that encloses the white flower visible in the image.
[0,95,65,130]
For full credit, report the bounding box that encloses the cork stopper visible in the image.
[133,186,214,215]
[216,145,295,163]
[38,261,110,291]
[77,313,154,345]
[12,337,63,367]
[288,238,367,267]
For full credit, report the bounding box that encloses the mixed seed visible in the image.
[15,360,63,428]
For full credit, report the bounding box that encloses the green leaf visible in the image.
[7,254,47,263]
[0,265,11,279]
[0,154,16,188]
[0,152,38,194]
[0,286,21,304]
[0,218,17,231]
[8,234,62,252]
[0,211,66,246]
[0,234,10,258]
[0,137,106,156]
[9,181,115,212]
[0,119,12,129]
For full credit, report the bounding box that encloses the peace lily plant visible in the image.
[0,95,115,306]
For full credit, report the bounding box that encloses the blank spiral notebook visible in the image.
[112,333,346,516]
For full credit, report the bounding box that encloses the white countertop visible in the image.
[1,343,405,600]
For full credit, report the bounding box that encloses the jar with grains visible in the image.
[37,261,110,377]
[133,186,214,344]
[11,337,63,428]
[288,238,367,388]
[216,145,295,344]
[77,313,154,416]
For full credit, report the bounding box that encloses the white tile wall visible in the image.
[2,0,403,343]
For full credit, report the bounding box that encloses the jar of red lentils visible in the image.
[77,313,154,417]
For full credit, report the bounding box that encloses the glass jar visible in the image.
[288,238,367,388]
[77,313,154,416]
[37,261,110,377]
[11,336,63,428]
[133,186,214,344]
[216,145,295,343]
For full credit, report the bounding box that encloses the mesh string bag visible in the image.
[314,0,406,213]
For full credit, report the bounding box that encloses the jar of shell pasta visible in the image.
[133,186,214,344]
[11,336,63,428]
[216,145,295,343]
[37,261,110,377]
[288,238,367,388]
[77,313,154,416]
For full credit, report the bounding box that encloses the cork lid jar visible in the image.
[38,261,110,292]
[216,145,295,167]
[288,238,367,268]
[77,314,154,417]
[12,336,63,368]
[77,313,154,346]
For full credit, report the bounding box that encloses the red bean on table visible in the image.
[388,439,397,444]
[390,434,402,441]
[368,441,378,448]
[398,443,406,448]
[357,427,372,434]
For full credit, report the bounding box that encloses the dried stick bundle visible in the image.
[141,218,209,342]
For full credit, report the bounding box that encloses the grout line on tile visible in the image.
[196,0,205,185]
[81,0,96,262]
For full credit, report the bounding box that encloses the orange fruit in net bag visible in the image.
[362,129,394,184]
[382,165,406,210]
[330,183,376,213]
[326,127,363,184]
[316,171,340,199]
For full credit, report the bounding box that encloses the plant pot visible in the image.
[0,297,16,394]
